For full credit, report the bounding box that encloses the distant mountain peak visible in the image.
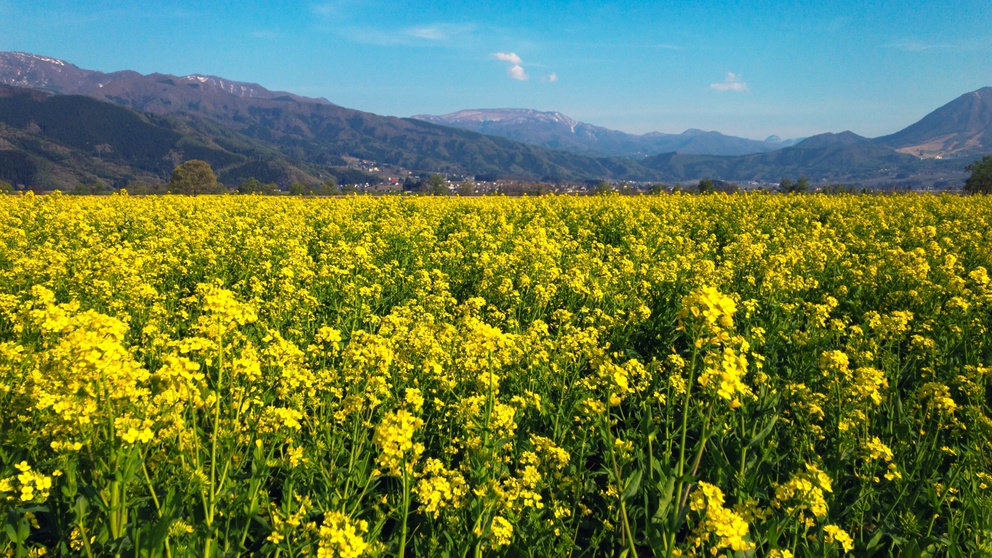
[412,109,786,157]
[0,51,333,106]
[174,73,313,101]
[6,52,70,66]
[418,108,579,128]
[875,86,992,158]
[795,131,869,149]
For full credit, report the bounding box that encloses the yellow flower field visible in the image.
[1,192,991,557]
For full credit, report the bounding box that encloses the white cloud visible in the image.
[404,23,474,41]
[710,72,749,92]
[491,52,556,83]
[491,52,528,81]
[508,64,528,81]
[491,52,523,65]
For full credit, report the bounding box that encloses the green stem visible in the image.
[205,325,225,558]
[646,406,656,552]
[566,426,591,558]
[669,342,700,558]
[76,497,96,558]
[348,462,379,518]
[738,412,748,485]
[680,405,713,510]
[142,460,173,558]
[677,343,700,480]
[608,426,638,556]
[398,466,411,558]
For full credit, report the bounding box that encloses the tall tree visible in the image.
[964,155,992,194]
[317,178,340,196]
[427,174,448,196]
[238,177,264,194]
[457,179,476,196]
[168,160,219,195]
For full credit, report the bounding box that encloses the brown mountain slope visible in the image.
[875,87,992,158]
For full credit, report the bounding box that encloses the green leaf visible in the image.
[4,522,20,544]
[622,469,642,501]
[652,475,677,521]
[865,531,884,552]
[747,415,778,448]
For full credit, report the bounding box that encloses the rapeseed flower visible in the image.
[374,409,424,476]
[317,512,369,558]
[823,524,854,552]
[687,481,754,553]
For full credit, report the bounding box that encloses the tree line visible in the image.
[6,157,992,196]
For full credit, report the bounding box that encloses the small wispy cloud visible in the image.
[337,22,473,46]
[404,23,474,41]
[311,1,362,18]
[489,52,556,83]
[884,40,958,52]
[310,2,341,17]
[507,64,528,81]
[406,26,446,40]
[491,52,523,65]
[710,72,749,92]
[251,30,278,39]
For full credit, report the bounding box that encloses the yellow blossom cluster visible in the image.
[0,462,53,504]
[679,286,737,345]
[774,464,833,523]
[317,512,369,558]
[823,524,855,553]
[414,458,468,517]
[374,409,424,476]
[687,482,754,554]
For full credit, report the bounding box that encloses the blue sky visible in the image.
[1,0,990,139]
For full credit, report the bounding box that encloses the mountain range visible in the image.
[0,51,990,190]
[0,52,657,188]
[0,83,328,188]
[414,90,992,169]
[412,109,800,157]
